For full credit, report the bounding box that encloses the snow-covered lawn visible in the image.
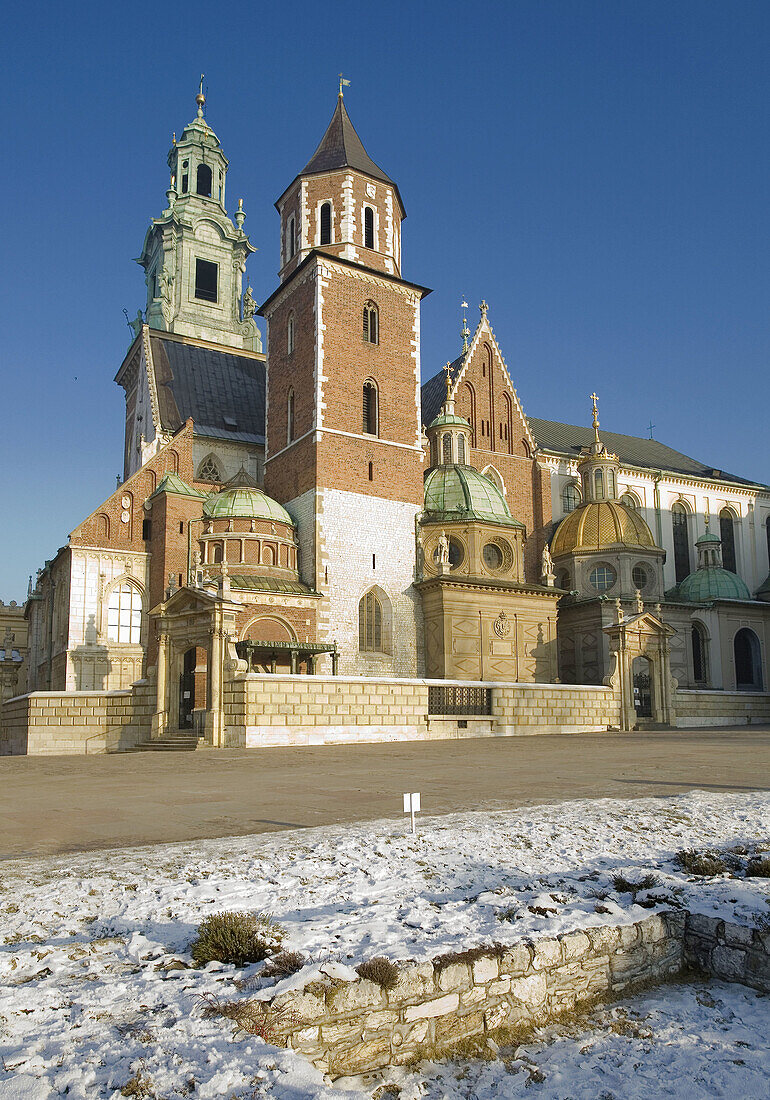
[0,791,768,1099]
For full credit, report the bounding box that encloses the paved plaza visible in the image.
[1,727,768,859]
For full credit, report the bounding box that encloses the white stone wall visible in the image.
[192,438,263,486]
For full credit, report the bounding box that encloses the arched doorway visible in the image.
[632,655,654,718]
[734,628,763,691]
[178,647,197,729]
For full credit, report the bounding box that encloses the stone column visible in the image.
[152,632,169,737]
[208,627,224,748]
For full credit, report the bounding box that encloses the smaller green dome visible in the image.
[696,529,722,545]
[429,411,471,430]
[203,487,294,526]
[673,568,751,603]
[423,466,523,526]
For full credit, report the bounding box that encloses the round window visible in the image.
[589,563,617,591]
[432,538,465,570]
[483,543,504,570]
[632,564,648,590]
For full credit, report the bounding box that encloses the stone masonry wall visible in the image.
[224,675,622,748]
[261,913,685,1078]
[685,913,770,993]
[675,689,770,727]
[0,684,153,755]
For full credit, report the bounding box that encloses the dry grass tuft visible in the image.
[356,956,399,990]
[196,991,297,1044]
[260,949,305,979]
[674,850,727,877]
[745,855,770,878]
[120,1068,155,1098]
[190,910,285,967]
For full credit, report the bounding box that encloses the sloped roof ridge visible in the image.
[302,95,395,186]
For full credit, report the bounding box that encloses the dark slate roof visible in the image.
[149,337,266,445]
[527,417,764,486]
[421,357,464,428]
[300,96,405,215]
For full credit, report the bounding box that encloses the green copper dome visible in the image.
[203,487,294,526]
[429,411,471,429]
[672,567,751,603]
[423,466,523,526]
[696,529,722,545]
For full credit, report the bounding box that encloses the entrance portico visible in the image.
[604,608,677,729]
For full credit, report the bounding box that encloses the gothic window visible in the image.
[364,206,375,249]
[457,434,466,465]
[287,388,295,443]
[286,215,296,260]
[181,160,189,193]
[672,503,690,584]
[359,590,382,652]
[563,482,580,514]
[197,455,222,482]
[107,583,142,645]
[462,382,476,445]
[196,163,212,197]
[363,301,379,344]
[442,433,452,465]
[195,258,218,302]
[320,202,332,245]
[362,379,378,435]
[692,622,708,684]
[502,393,513,453]
[720,508,737,573]
[287,312,295,354]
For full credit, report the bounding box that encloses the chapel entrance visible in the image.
[178,647,197,729]
[734,628,763,691]
[632,656,653,718]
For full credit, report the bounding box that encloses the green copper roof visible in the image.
[670,567,751,603]
[696,529,722,544]
[203,486,294,525]
[429,411,471,429]
[148,473,206,500]
[423,466,523,526]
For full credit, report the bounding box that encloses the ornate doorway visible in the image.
[178,647,196,729]
[632,656,653,718]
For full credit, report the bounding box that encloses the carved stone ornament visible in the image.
[493,611,510,638]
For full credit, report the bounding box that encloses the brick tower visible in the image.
[259,91,430,675]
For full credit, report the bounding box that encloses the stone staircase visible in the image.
[130,731,202,752]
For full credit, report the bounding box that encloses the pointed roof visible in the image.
[281,96,405,216]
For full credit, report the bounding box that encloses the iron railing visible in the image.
[428,685,492,716]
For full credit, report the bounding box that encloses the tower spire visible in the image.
[590,391,600,444]
[196,74,206,118]
[460,298,469,353]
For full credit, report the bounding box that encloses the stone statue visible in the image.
[541,544,554,583]
[129,309,144,338]
[242,284,256,320]
[437,530,450,565]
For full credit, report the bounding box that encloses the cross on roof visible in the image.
[443,360,453,400]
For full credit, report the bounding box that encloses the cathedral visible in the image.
[9,85,770,750]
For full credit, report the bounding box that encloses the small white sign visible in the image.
[403,791,421,834]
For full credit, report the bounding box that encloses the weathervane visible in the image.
[339,73,350,97]
[460,297,470,353]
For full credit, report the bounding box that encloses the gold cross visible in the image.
[590,392,600,438]
[443,360,453,400]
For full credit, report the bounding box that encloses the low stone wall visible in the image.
[0,684,153,755]
[225,675,620,748]
[685,913,770,993]
[262,913,684,1077]
[675,689,770,728]
[492,683,618,735]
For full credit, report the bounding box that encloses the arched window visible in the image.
[362,379,378,435]
[563,483,580,514]
[287,312,295,354]
[502,393,513,453]
[197,454,222,482]
[97,513,110,541]
[211,542,224,564]
[734,628,763,691]
[672,503,691,584]
[287,388,295,443]
[181,160,189,193]
[107,583,142,645]
[358,588,392,653]
[720,508,737,573]
[462,382,476,445]
[364,206,375,249]
[607,469,616,498]
[457,435,466,465]
[692,623,708,684]
[621,492,640,510]
[442,433,452,465]
[594,468,604,499]
[196,163,212,197]
[286,214,296,260]
[363,301,379,344]
[320,202,332,245]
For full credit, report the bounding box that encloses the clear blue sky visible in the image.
[2,0,768,601]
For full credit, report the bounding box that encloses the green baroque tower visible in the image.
[135,81,261,351]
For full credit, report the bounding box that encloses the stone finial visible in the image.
[235,199,246,232]
[460,298,470,353]
[479,299,488,319]
[635,589,644,615]
[196,74,206,118]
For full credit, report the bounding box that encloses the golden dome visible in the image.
[551,500,657,557]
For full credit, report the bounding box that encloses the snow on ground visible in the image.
[0,791,768,1099]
